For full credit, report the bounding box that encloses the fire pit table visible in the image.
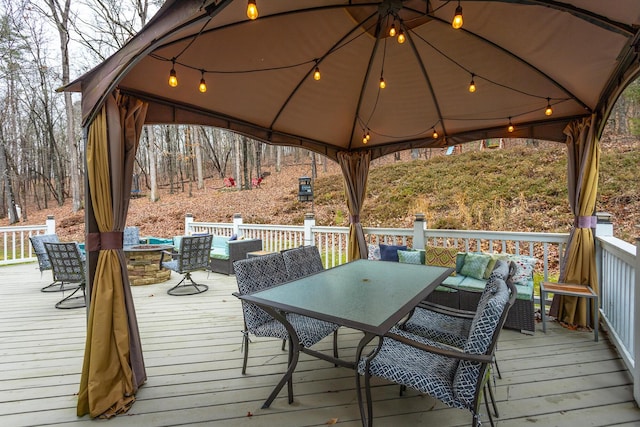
[124,244,173,286]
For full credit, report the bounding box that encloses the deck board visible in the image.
[1,262,639,426]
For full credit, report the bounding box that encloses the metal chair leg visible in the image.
[486,378,499,417]
[241,332,249,375]
[482,386,496,427]
[167,272,209,296]
[55,284,86,309]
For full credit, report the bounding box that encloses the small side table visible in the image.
[247,250,274,258]
[540,281,598,342]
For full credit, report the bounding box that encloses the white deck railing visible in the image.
[597,236,637,374]
[0,216,55,266]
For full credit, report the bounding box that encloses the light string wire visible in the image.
[155,4,575,141]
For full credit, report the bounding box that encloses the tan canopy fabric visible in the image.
[338,151,371,261]
[78,93,148,418]
[60,0,640,417]
[64,1,640,159]
[557,116,600,327]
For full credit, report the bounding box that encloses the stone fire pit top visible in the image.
[125,244,173,252]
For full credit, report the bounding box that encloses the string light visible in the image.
[168,60,178,87]
[247,0,258,20]
[452,1,463,29]
[397,29,406,44]
[545,98,553,116]
[160,5,567,134]
[468,73,476,93]
[198,71,207,93]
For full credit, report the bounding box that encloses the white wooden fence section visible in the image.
[0,216,55,266]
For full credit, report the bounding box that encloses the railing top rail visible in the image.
[240,224,303,232]
[598,235,636,265]
[425,229,570,243]
[189,222,232,228]
[363,227,413,236]
[0,225,49,233]
[312,225,349,233]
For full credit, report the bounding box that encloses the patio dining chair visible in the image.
[29,234,81,293]
[232,252,340,378]
[123,226,141,248]
[43,242,87,309]
[398,259,511,418]
[357,276,516,427]
[160,234,213,296]
[281,245,324,280]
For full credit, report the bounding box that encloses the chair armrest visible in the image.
[416,301,476,319]
[385,331,493,364]
[160,250,174,264]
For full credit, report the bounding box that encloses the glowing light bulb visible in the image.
[389,24,397,37]
[432,129,438,139]
[362,134,368,144]
[199,78,207,93]
[379,76,386,89]
[468,74,476,93]
[545,98,553,116]
[247,0,258,20]
[508,118,514,133]
[366,131,371,141]
[397,30,406,44]
[168,67,178,87]
[313,66,321,81]
[452,3,463,29]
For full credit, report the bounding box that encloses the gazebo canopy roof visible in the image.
[65,0,640,160]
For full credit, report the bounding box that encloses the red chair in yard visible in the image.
[251,177,263,188]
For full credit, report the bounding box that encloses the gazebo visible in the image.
[62,0,640,418]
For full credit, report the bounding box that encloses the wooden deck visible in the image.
[1,262,639,426]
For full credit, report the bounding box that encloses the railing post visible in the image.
[413,213,426,249]
[304,213,315,246]
[233,213,243,237]
[184,213,194,235]
[595,212,613,293]
[46,215,55,235]
[635,236,640,407]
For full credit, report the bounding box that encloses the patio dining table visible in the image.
[238,259,453,409]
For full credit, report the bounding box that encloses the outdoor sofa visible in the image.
[367,244,537,334]
[209,236,263,275]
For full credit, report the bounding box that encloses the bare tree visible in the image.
[147,126,159,201]
[33,0,82,211]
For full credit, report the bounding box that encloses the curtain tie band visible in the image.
[86,231,124,251]
[350,215,360,223]
[575,215,597,228]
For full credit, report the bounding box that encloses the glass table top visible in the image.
[241,259,452,335]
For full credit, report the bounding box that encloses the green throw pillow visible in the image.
[398,250,422,265]
[460,252,492,280]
